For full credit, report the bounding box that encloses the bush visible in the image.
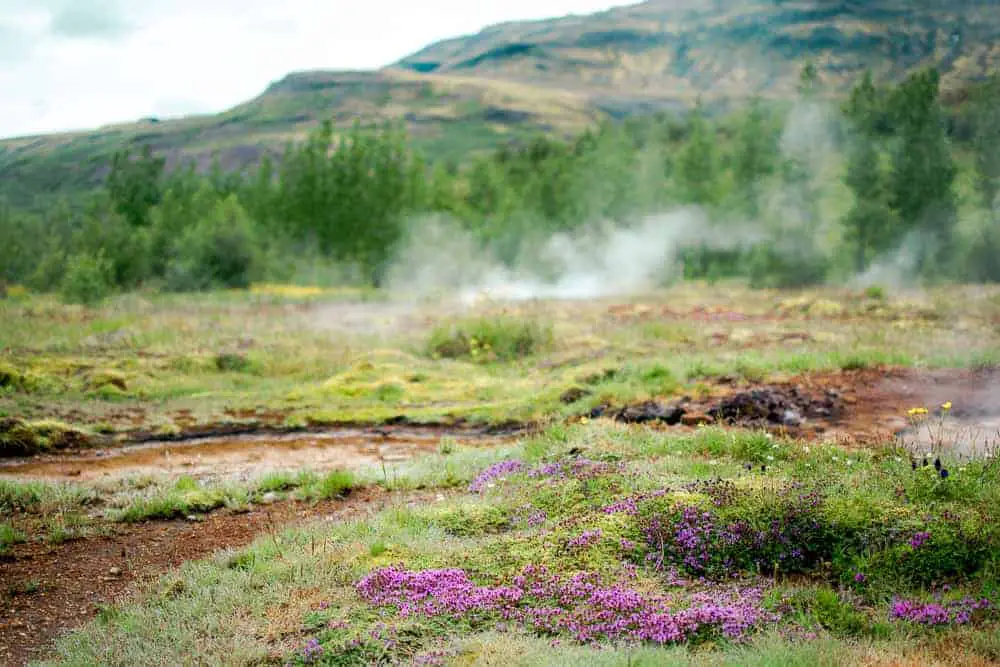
[747,244,829,289]
[165,195,262,291]
[427,315,553,362]
[59,250,113,305]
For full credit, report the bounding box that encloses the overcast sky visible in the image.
[0,0,628,139]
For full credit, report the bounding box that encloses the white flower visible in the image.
[846,460,854,465]
[767,455,775,462]
[803,446,811,454]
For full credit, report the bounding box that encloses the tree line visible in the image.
[2,65,999,303]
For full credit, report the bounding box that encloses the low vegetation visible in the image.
[28,421,1000,665]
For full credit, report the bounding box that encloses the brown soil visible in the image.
[0,487,437,667]
[601,367,1000,451]
[0,427,517,483]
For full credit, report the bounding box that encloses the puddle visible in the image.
[898,417,1000,458]
[0,428,513,482]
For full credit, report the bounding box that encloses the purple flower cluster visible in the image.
[567,529,603,549]
[355,564,779,645]
[602,489,668,516]
[909,531,932,549]
[300,638,323,664]
[891,597,993,626]
[470,458,621,495]
[646,507,744,574]
[527,458,621,481]
[469,460,525,493]
[645,493,830,578]
[527,510,547,527]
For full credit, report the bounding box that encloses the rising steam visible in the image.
[384,208,760,305]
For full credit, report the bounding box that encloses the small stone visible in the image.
[781,410,803,427]
[680,413,713,427]
[185,515,200,522]
[109,567,122,576]
[260,492,278,505]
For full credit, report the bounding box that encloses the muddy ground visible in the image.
[3,368,999,486]
[0,488,445,667]
[587,366,1000,455]
[0,426,517,484]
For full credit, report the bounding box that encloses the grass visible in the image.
[426,315,554,363]
[3,283,999,438]
[0,522,26,555]
[30,418,1000,665]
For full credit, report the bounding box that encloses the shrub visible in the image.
[59,250,113,305]
[165,195,262,291]
[427,315,553,362]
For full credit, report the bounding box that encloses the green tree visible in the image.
[733,98,777,216]
[886,68,958,277]
[106,144,166,227]
[676,101,719,206]
[970,75,1000,214]
[842,70,895,272]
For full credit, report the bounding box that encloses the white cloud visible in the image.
[0,0,626,138]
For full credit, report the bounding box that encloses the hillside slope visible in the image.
[2,0,998,206]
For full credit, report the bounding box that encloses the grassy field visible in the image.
[3,282,1000,665]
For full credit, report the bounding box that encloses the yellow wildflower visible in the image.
[907,407,929,417]
[941,401,952,411]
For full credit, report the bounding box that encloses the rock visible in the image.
[109,567,122,576]
[560,387,592,405]
[681,413,714,427]
[782,410,803,427]
[185,515,201,522]
[617,402,686,425]
[588,404,609,419]
[260,492,278,505]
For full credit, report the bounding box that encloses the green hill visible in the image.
[2,0,999,206]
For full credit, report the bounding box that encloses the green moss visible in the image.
[0,418,90,456]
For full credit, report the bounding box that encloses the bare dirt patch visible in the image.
[597,367,1000,452]
[0,488,442,667]
[0,426,517,484]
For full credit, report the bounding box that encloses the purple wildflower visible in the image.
[356,565,780,646]
[567,529,603,549]
[909,531,931,549]
[469,460,525,493]
[526,510,547,527]
[301,638,324,664]
[854,573,866,584]
[891,597,993,626]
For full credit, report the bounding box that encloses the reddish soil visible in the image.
[604,366,1000,449]
[0,487,436,667]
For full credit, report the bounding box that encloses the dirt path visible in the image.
[0,487,434,667]
[0,427,516,483]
